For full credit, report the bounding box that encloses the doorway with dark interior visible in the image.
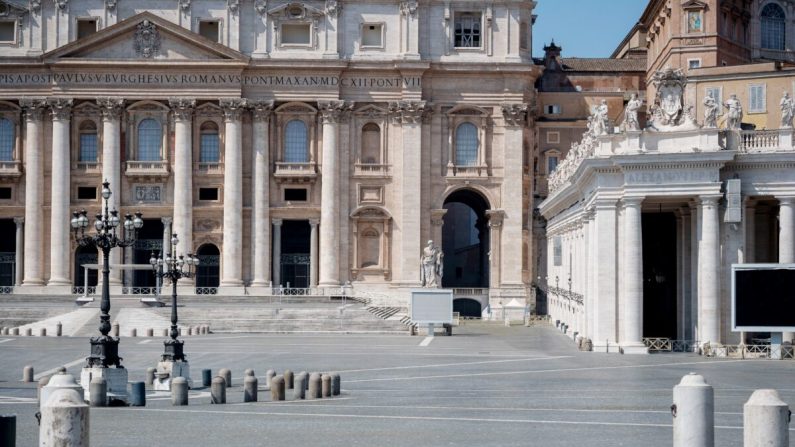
[642,212,678,339]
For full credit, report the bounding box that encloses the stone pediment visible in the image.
[681,0,708,10]
[42,12,248,63]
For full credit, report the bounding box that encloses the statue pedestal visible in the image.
[81,367,128,404]
[153,360,192,391]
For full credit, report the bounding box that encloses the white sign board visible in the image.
[410,289,453,325]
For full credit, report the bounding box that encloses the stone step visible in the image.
[0,307,79,329]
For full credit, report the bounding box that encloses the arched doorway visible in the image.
[442,189,489,289]
[454,298,482,318]
[196,244,220,291]
[74,245,98,289]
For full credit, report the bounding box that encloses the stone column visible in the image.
[161,217,172,258]
[97,97,124,285]
[499,104,528,294]
[14,217,23,287]
[272,219,283,287]
[680,207,693,340]
[48,98,73,286]
[219,98,246,289]
[309,218,319,288]
[690,201,700,341]
[250,101,274,287]
[699,196,721,345]
[20,98,46,287]
[778,197,795,342]
[169,98,195,269]
[390,101,426,286]
[317,101,352,288]
[592,199,618,351]
[622,198,647,354]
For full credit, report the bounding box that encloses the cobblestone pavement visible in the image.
[1,323,794,446]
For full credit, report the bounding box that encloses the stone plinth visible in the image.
[153,360,192,391]
[81,367,128,404]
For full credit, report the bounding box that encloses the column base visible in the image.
[14,284,50,295]
[216,285,246,296]
[591,341,621,354]
[44,284,74,295]
[247,285,274,296]
[81,366,128,404]
[620,342,650,355]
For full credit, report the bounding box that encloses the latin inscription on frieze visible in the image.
[625,169,718,185]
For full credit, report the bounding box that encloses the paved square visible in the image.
[2,323,794,446]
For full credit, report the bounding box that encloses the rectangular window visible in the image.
[547,132,560,144]
[454,12,481,48]
[553,236,562,267]
[284,188,308,202]
[282,23,311,45]
[199,188,219,201]
[688,59,701,69]
[361,23,383,48]
[200,133,220,163]
[749,84,766,113]
[79,133,98,162]
[0,187,11,199]
[199,20,220,42]
[545,104,561,115]
[77,186,97,200]
[547,156,559,174]
[0,21,15,43]
[77,19,97,39]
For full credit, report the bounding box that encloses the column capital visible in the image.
[777,196,795,206]
[318,100,354,124]
[169,98,196,122]
[309,218,320,227]
[389,100,428,124]
[485,209,505,227]
[272,218,283,227]
[96,97,125,121]
[249,100,275,121]
[47,98,73,121]
[220,98,247,122]
[593,198,617,210]
[161,216,173,226]
[501,103,528,128]
[431,208,448,227]
[20,97,47,121]
[699,194,722,207]
[399,0,417,16]
[13,217,24,226]
[622,197,644,208]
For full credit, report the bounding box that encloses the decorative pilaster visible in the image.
[161,217,173,259]
[48,97,73,286]
[20,98,46,287]
[14,217,23,287]
[250,101,274,287]
[499,103,528,293]
[317,101,352,287]
[399,0,419,58]
[592,199,618,351]
[219,98,246,289]
[745,199,756,264]
[486,210,505,289]
[698,195,721,345]
[97,97,124,285]
[430,209,447,248]
[169,98,195,283]
[621,197,648,354]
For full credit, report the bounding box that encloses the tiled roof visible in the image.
[559,58,647,72]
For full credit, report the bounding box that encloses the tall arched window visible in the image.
[199,121,220,163]
[361,123,381,164]
[0,118,13,162]
[455,122,479,166]
[137,118,162,161]
[78,121,98,162]
[284,120,308,163]
[761,3,786,50]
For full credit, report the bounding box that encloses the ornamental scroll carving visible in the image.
[178,0,190,11]
[254,0,267,14]
[249,100,275,121]
[105,0,116,11]
[325,0,339,17]
[400,0,418,16]
[53,0,67,10]
[501,103,528,127]
[227,0,239,13]
[133,20,161,58]
[389,101,428,124]
[96,97,125,121]
[219,98,247,121]
[318,100,354,124]
[20,98,47,121]
[47,98,73,121]
[169,98,196,122]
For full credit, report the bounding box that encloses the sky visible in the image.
[532,0,649,58]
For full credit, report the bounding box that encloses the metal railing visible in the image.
[452,288,489,296]
[0,286,13,294]
[71,286,97,296]
[547,286,584,305]
[195,287,218,295]
[121,286,161,296]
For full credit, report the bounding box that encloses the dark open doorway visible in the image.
[196,243,220,291]
[280,220,310,288]
[642,212,678,339]
[442,189,489,288]
[132,219,164,290]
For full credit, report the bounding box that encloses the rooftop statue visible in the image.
[781,92,794,128]
[623,94,643,132]
[703,96,720,129]
[725,94,743,130]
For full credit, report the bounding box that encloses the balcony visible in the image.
[446,164,488,179]
[274,162,317,183]
[74,161,101,175]
[736,130,781,153]
[758,48,795,64]
[0,161,22,178]
[353,163,391,178]
[194,162,224,176]
[125,160,170,178]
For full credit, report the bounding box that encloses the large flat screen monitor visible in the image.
[732,264,795,332]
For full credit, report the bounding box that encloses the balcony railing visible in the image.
[125,160,169,177]
[195,162,224,175]
[738,130,780,153]
[274,162,317,180]
[758,48,795,63]
[353,163,391,177]
[0,160,22,178]
[447,164,488,178]
[74,161,101,174]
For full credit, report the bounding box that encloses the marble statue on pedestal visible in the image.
[420,240,443,288]
[623,94,642,131]
[781,92,794,128]
[725,94,743,130]
[703,96,720,128]
[591,100,610,136]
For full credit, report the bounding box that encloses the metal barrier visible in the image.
[0,286,13,294]
[121,286,160,296]
[195,287,218,295]
[71,286,96,297]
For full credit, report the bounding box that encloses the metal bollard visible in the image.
[22,365,33,383]
[266,369,276,388]
[321,374,332,398]
[211,376,226,404]
[244,376,258,403]
[244,368,255,378]
[56,322,62,337]
[219,368,232,388]
[308,373,322,399]
[25,328,31,336]
[39,389,89,447]
[331,373,341,396]
[130,328,137,337]
[202,369,212,387]
[112,322,119,337]
[89,377,107,407]
[0,414,15,447]
[672,373,714,447]
[171,377,188,406]
[744,389,790,447]
[129,382,146,407]
[294,373,307,400]
[270,375,285,401]
[146,328,154,337]
[284,369,294,390]
[145,367,156,386]
[39,328,46,337]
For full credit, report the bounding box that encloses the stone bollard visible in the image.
[130,328,137,337]
[211,376,226,404]
[219,368,232,388]
[244,376,258,403]
[202,369,212,387]
[22,365,33,383]
[56,322,62,337]
[39,327,46,337]
[38,376,51,402]
[146,328,154,337]
[0,414,15,447]
[672,373,714,447]
[112,322,119,337]
[299,372,309,391]
[266,369,276,388]
[145,367,156,386]
[244,368,255,378]
[187,327,193,336]
[201,325,208,335]
[129,382,146,407]
[39,389,89,447]
[284,369,294,390]
[12,328,18,336]
[294,373,307,400]
[308,373,322,399]
[25,328,31,336]
[744,389,790,447]
[321,374,332,398]
[331,373,341,396]
[270,375,285,401]
[89,377,107,407]
[193,326,200,336]
[171,377,189,406]
[162,329,168,337]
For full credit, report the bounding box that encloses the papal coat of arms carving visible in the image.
[133,20,161,58]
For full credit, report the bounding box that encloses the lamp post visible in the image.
[71,180,143,368]
[149,233,199,362]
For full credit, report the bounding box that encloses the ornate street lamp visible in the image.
[71,180,143,369]
[149,233,199,363]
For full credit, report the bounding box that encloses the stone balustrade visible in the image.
[274,162,317,179]
[353,163,391,177]
[125,160,169,177]
[0,161,22,178]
